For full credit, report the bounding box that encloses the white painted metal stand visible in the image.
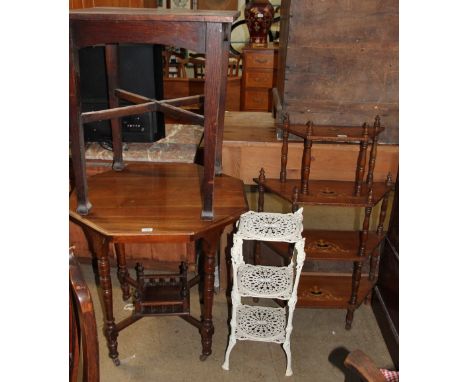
[222,208,306,376]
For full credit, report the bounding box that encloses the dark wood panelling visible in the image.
[69,0,157,9]
[197,0,238,10]
[277,0,398,143]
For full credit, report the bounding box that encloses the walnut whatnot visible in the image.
[254,114,393,329]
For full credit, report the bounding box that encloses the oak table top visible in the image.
[70,162,248,240]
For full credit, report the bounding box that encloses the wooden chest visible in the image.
[276,0,398,143]
[241,43,278,111]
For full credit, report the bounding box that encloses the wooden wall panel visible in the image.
[70,0,157,9]
[164,77,241,111]
[277,0,398,143]
[197,0,238,10]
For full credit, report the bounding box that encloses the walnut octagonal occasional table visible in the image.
[70,163,248,364]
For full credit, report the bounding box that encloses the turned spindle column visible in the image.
[180,262,189,312]
[354,123,369,196]
[257,168,266,212]
[346,189,373,329]
[300,121,314,194]
[291,186,299,213]
[84,228,120,364]
[280,113,290,182]
[366,173,393,303]
[200,231,221,360]
[376,173,393,236]
[114,243,130,301]
[366,115,380,188]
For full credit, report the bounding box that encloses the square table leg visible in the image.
[69,29,91,215]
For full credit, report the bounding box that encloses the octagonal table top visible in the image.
[70,163,248,242]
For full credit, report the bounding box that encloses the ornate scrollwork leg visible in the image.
[221,337,237,370]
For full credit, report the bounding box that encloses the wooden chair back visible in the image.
[188,52,242,79]
[344,350,387,382]
[69,252,100,382]
[227,53,242,77]
[162,47,188,78]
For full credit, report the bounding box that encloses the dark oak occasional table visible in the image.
[70,7,239,220]
[70,163,248,364]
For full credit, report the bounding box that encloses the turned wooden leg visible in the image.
[346,260,362,330]
[348,192,373,328]
[354,123,368,196]
[257,168,266,213]
[365,246,381,305]
[114,243,130,301]
[366,116,380,188]
[105,44,124,171]
[365,184,390,304]
[300,122,314,195]
[85,228,119,365]
[280,114,290,182]
[180,262,190,312]
[69,29,91,215]
[199,231,220,360]
[220,224,235,294]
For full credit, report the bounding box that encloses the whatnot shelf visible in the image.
[296,275,375,309]
[253,179,392,207]
[264,230,386,263]
[254,113,394,329]
[275,123,385,143]
[133,262,191,317]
